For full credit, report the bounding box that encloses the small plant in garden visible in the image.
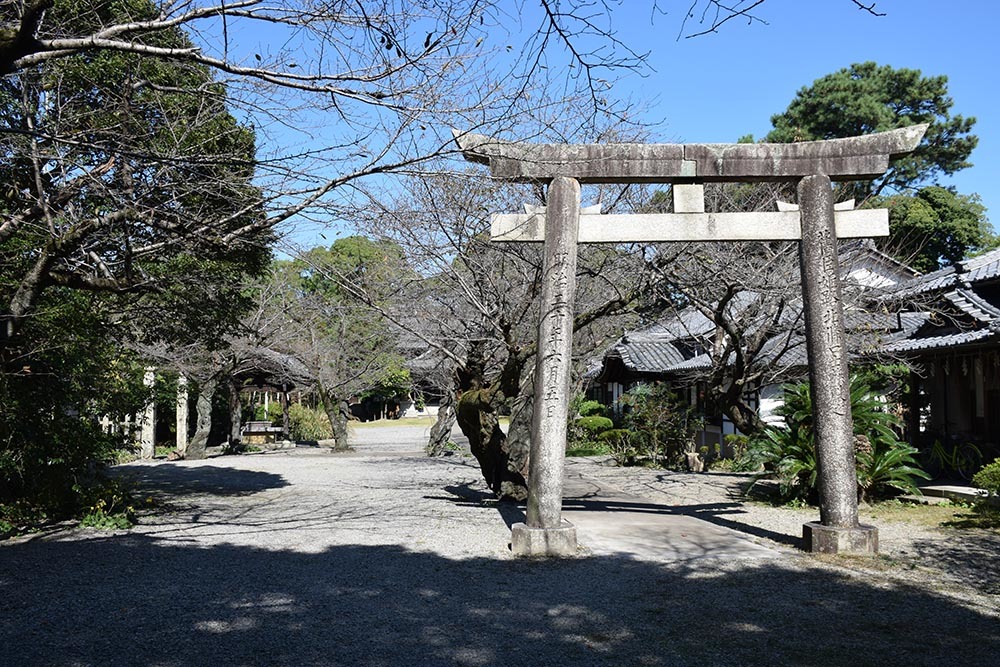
[575,400,608,418]
[598,429,638,464]
[288,403,334,441]
[566,414,614,456]
[617,383,701,468]
[575,415,614,438]
[747,376,929,503]
[76,477,136,531]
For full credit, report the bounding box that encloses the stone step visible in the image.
[916,484,1000,507]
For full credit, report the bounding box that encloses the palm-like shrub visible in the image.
[748,376,929,502]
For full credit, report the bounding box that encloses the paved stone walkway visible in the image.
[561,466,780,561]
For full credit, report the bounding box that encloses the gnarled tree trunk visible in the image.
[187,376,218,460]
[426,389,457,456]
[454,347,530,500]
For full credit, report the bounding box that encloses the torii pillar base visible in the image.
[803,522,878,554]
[511,521,578,558]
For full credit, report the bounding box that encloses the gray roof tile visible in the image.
[882,328,996,354]
[613,341,685,373]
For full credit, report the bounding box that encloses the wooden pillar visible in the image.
[281,383,290,440]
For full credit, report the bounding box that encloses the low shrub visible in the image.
[598,429,640,466]
[575,415,614,437]
[576,400,607,418]
[620,383,701,468]
[972,460,1000,496]
[289,404,333,441]
[75,477,136,531]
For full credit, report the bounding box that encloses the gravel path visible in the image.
[1,425,998,666]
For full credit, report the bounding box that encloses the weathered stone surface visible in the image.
[140,367,156,460]
[803,522,878,554]
[797,174,861,532]
[490,209,888,243]
[453,125,927,183]
[672,184,705,213]
[511,520,578,557]
[526,176,580,530]
[176,375,189,455]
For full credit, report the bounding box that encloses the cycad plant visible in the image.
[748,376,929,503]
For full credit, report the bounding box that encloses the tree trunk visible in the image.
[187,376,218,460]
[504,371,534,479]
[316,380,351,449]
[426,389,457,456]
[228,380,243,451]
[453,344,530,499]
[332,399,350,449]
[456,386,528,500]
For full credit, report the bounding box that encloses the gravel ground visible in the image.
[1,425,998,667]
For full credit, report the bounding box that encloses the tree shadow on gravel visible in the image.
[1,532,998,667]
[439,483,527,529]
[909,529,1000,595]
[559,494,801,549]
[114,464,290,497]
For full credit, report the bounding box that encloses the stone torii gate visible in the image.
[454,124,927,556]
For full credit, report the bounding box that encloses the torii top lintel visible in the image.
[452,125,927,184]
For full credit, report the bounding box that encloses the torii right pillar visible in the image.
[797,174,876,553]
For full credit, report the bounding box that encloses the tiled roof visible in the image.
[888,248,1000,298]
[613,341,685,373]
[881,328,998,354]
[957,249,1000,283]
[943,289,1000,323]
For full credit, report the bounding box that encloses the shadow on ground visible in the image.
[911,530,1000,594]
[115,464,290,497]
[2,532,998,666]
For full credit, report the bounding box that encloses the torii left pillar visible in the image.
[510,176,580,557]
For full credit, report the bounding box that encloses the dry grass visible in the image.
[349,416,437,429]
[860,499,1000,531]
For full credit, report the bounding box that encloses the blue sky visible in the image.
[228,0,997,249]
[601,0,997,222]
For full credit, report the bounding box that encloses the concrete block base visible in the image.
[511,521,578,558]
[803,522,878,554]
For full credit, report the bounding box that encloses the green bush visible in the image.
[619,383,701,467]
[75,476,136,531]
[288,404,333,441]
[254,401,284,424]
[577,400,607,418]
[597,429,639,465]
[747,376,929,503]
[575,415,614,437]
[972,460,1000,496]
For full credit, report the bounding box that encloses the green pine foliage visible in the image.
[768,62,977,200]
[767,62,988,271]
